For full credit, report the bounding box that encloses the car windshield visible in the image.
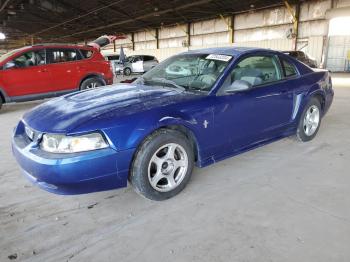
[137,53,232,92]
[0,47,26,62]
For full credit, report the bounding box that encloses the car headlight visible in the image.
[40,133,108,153]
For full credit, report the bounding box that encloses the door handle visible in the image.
[38,68,48,73]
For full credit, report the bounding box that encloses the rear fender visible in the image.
[296,87,326,124]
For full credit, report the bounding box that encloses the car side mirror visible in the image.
[4,61,16,70]
[225,80,252,93]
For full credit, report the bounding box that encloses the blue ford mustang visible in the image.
[12,47,334,200]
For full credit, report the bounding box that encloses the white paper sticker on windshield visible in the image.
[206,54,232,62]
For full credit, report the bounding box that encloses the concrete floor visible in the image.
[1,74,350,262]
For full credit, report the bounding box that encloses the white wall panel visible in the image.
[335,0,350,7]
[159,25,186,39]
[134,40,156,50]
[235,7,293,30]
[300,0,331,21]
[235,25,291,42]
[298,20,328,38]
[191,18,228,35]
[159,37,186,48]
[308,36,324,64]
[134,30,156,42]
[191,31,229,47]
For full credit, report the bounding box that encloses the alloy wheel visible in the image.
[86,81,101,89]
[148,143,188,192]
[303,105,320,136]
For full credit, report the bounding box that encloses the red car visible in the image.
[0,44,113,109]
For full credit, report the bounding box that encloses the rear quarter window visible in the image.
[80,49,93,59]
[281,58,298,77]
[143,56,154,61]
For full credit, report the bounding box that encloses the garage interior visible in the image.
[1,0,350,261]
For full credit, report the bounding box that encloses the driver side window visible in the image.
[231,56,281,86]
[13,50,45,68]
[221,55,281,94]
[11,50,46,68]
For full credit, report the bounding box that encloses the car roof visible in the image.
[185,46,278,56]
[15,44,94,52]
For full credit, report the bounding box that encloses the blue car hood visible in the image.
[23,84,198,133]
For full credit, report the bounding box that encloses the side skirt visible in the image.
[197,129,296,168]
[7,89,79,103]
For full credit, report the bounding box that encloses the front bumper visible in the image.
[12,123,134,195]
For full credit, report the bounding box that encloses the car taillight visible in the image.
[109,61,114,73]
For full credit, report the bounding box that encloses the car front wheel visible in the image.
[130,129,194,201]
[297,97,322,142]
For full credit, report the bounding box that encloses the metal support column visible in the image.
[131,32,135,51]
[155,28,159,49]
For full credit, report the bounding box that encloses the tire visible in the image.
[130,129,194,201]
[296,97,322,142]
[124,67,132,76]
[0,99,2,111]
[80,77,105,90]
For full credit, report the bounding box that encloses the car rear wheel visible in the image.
[0,99,2,110]
[297,97,322,142]
[124,67,132,76]
[130,129,194,201]
[80,77,105,90]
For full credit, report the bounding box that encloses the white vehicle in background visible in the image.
[104,54,120,74]
[122,55,158,75]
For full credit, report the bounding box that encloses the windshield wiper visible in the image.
[187,86,208,93]
[150,77,186,91]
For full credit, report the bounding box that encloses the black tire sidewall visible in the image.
[297,97,322,142]
[80,77,104,90]
[130,129,194,201]
[124,68,131,76]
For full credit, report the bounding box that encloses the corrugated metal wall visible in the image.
[101,0,344,69]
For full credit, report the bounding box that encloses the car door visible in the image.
[131,56,144,73]
[1,48,52,97]
[142,56,156,72]
[45,48,79,91]
[212,54,295,155]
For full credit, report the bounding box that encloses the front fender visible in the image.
[101,105,214,166]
